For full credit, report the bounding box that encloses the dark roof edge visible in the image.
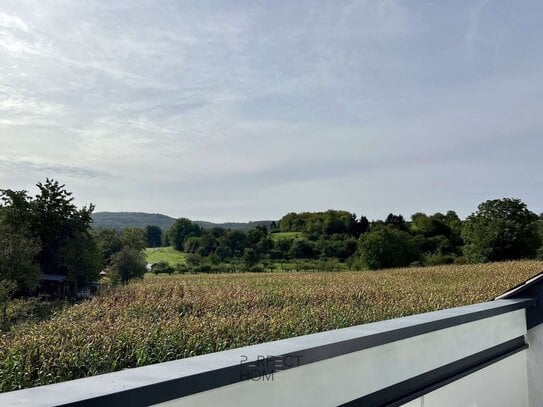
[494,270,543,329]
[495,270,543,300]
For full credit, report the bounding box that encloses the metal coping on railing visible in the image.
[0,298,534,407]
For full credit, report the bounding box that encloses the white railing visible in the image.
[0,298,538,407]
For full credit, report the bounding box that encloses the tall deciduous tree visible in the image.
[120,227,147,251]
[1,179,101,291]
[0,216,41,293]
[145,225,162,248]
[167,218,201,251]
[60,231,102,289]
[462,198,540,263]
[92,228,123,265]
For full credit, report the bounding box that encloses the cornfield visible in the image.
[0,260,541,393]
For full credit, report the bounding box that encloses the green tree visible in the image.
[536,220,543,259]
[317,235,357,259]
[246,226,267,246]
[194,231,219,256]
[462,198,540,263]
[278,210,363,237]
[410,213,450,237]
[109,247,147,284]
[353,215,370,237]
[144,225,162,248]
[92,228,123,265]
[440,211,464,250]
[357,226,421,270]
[1,179,99,290]
[255,236,274,256]
[289,238,317,259]
[384,214,408,231]
[221,230,247,255]
[0,208,41,326]
[121,227,147,251]
[152,261,173,275]
[243,248,259,269]
[410,212,462,257]
[214,245,233,261]
[323,211,357,235]
[60,231,101,291]
[0,190,33,230]
[167,218,201,251]
[0,218,41,293]
[32,180,95,276]
[279,212,305,232]
[184,236,202,253]
[186,253,203,267]
[274,238,292,259]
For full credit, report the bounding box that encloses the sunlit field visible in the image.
[270,231,303,240]
[1,260,541,392]
[145,246,187,265]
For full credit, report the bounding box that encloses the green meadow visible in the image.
[145,247,187,265]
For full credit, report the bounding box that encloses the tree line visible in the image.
[1,179,542,310]
[159,200,543,272]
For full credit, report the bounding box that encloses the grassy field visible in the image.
[270,231,303,240]
[1,260,542,392]
[145,246,187,265]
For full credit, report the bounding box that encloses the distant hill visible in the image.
[194,220,277,231]
[91,212,276,231]
[92,212,176,231]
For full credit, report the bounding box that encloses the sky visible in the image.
[1,0,542,222]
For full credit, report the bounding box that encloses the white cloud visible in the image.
[0,11,31,32]
[466,0,492,54]
[0,0,542,220]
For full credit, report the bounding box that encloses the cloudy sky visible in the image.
[1,0,542,222]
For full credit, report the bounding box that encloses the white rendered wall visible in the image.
[401,350,528,407]
[157,310,527,407]
[526,322,543,406]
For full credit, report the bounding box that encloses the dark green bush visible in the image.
[423,253,454,266]
[357,226,421,270]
